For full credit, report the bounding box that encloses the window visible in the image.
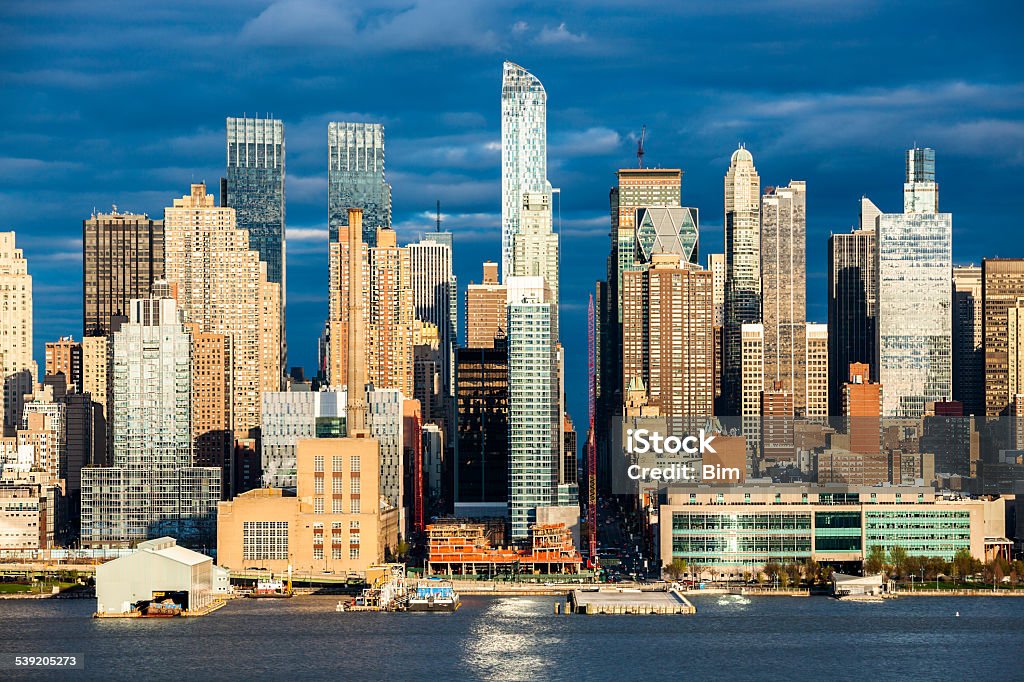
[333,456,343,472]
[332,498,344,514]
[350,498,360,514]
[350,547,360,560]
[314,497,324,514]
[242,521,288,560]
[350,520,360,531]
[350,456,360,472]
[351,478,361,495]
[314,476,324,494]
[314,455,324,472]
[332,476,343,494]
[314,546,323,561]
[332,548,343,560]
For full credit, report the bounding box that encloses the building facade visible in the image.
[982,259,1024,416]
[501,61,549,281]
[327,122,390,246]
[0,232,35,435]
[877,149,952,417]
[82,211,164,337]
[952,265,984,415]
[260,389,345,489]
[465,262,507,348]
[723,148,761,415]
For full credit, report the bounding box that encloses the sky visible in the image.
[2,0,1023,431]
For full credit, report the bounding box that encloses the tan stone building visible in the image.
[465,262,507,348]
[45,337,82,392]
[0,232,36,435]
[217,436,399,576]
[366,227,414,397]
[80,336,107,415]
[164,183,281,444]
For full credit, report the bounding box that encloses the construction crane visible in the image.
[636,125,646,168]
[587,294,598,565]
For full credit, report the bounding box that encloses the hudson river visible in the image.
[1,594,1021,679]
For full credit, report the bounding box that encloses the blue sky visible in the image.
[2,0,1022,430]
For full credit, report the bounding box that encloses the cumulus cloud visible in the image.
[536,22,587,45]
[552,127,622,157]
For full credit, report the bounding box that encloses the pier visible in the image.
[566,589,696,615]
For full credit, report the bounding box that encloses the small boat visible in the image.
[246,579,293,599]
[407,578,461,612]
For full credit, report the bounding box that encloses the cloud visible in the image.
[536,22,587,45]
[287,227,328,242]
[238,0,501,51]
[552,127,622,157]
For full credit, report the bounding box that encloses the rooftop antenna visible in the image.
[436,200,441,232]
[637,125,646,168]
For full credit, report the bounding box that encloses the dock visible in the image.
[566,589,696,615]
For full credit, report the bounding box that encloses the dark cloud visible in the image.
[1,0,1022,430]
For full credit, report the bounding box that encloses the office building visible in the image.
[621,254,714,417]
[326,209,366,388]
[81,294,221,548]
[188,328,232,489]
[707,253,725,328]
[952,265,984,415]
[659,485,1004,576]
[465,262,507,348]
[761,181,808,410]
[877,148,952,417]
[0,232,35,434]
[501,61,550,280]
[982,259,1024,416]
[634,206,699,266]
[367,387,404,514]
[164,183,282,448]
[740,323,765,462]
[827,201,879,415]
[454,341,509,519]
[82,211,164,337]
[328,122,390,246]
[408,234,456,405]
[723,147,761,415]
[80,336,107,416]
[0,483,49,551]
[412,320,445,428]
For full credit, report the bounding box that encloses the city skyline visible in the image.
[4,2,1021,433]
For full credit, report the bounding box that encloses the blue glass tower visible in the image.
[327,122,391,247]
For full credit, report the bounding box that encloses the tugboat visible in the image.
[407,578,461,612]
[246,579,293,599]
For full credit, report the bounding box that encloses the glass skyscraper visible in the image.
[501,61,549,281]
[225,117,285,286]
[877,148,952,417]
[328,122,391,246]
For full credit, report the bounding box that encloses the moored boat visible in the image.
[407,578,461,612]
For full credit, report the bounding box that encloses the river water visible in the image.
[0,594,1021,680]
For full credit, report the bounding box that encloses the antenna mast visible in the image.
[637,125,646,168]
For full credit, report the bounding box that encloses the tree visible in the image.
[864,546,886,575]
[803,559,820,585]
[664,558,688,581]
[888,546,908,577]
[785,563,801,587]
[952,548,974,579]
[763,562,782,583]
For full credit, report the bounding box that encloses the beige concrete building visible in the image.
[326,210,366,389]
[0,232,36,435]
[805,323,829,417]
[0,483,49,551]
[164,184,281,443]
[45,337,82,392]
[659,485,1006,576]
[465,262,507,348]
[217,437,400,576]
[189,327,232,482]
[80,336,107,415]
[366,227,414,397]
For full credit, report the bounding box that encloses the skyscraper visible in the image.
[0,232,35,434]
[465,262,507,348]
[827,198,879,415]
[805,323,829,418]
[408,234,456,407]
[707,253,726,328]
[982,259,1024,416]
[952,265,984,415]
[723,147,761,415]
[512,191,560,320]
[82,210,164,337]
[501,61,549,281]
[225,116,287,375]
[761,180,808,410]
[164,183,282,453]
[621,255,714,417]
[366,227,414,398]
[454,339,509,518]
[80,294,221,547]
[877,148,952,417]
[45,337,82,392]
[506,286,558,540]
[328,122,391,246]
